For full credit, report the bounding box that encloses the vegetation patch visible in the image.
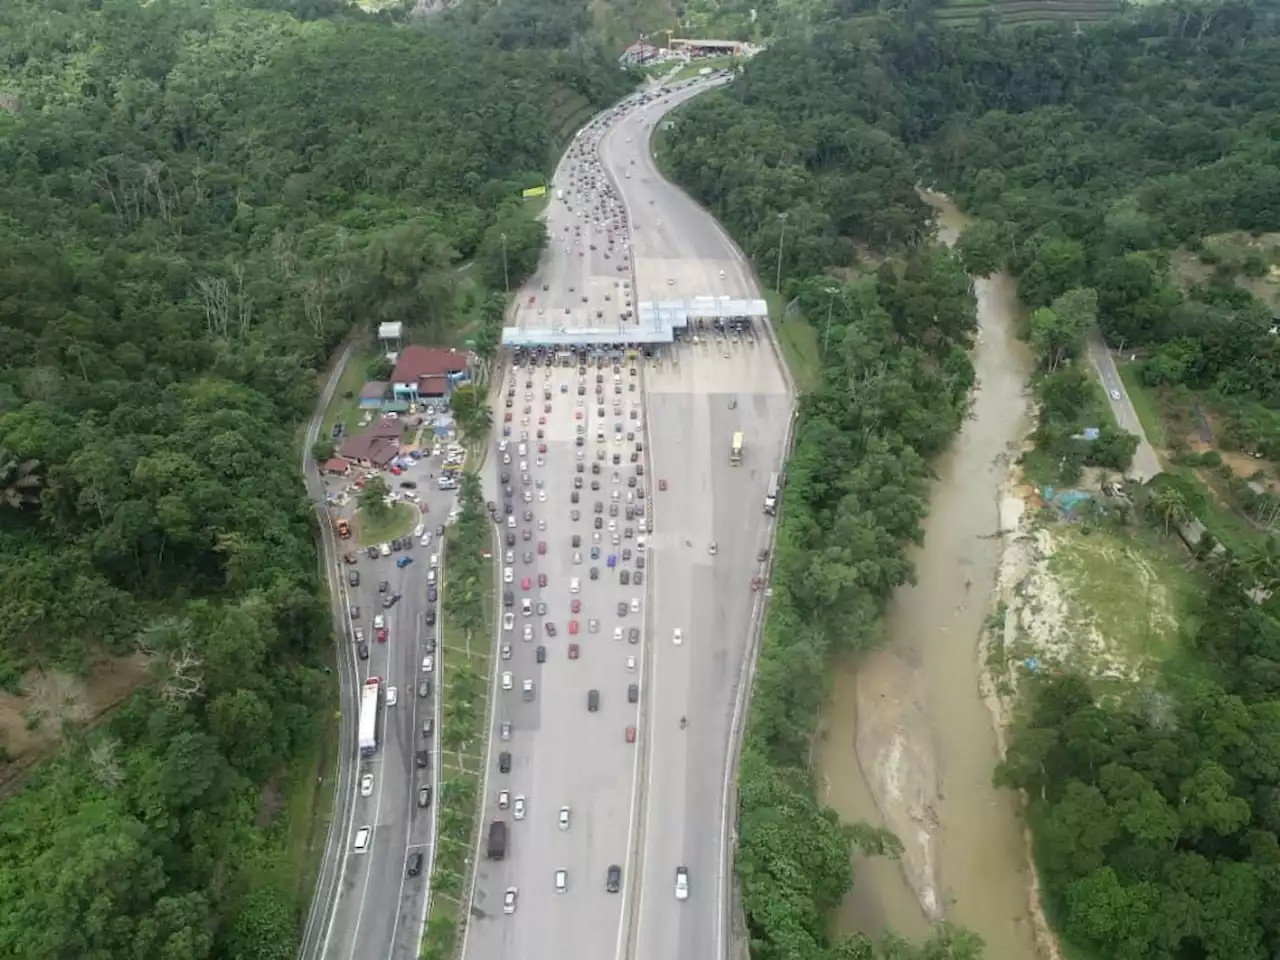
[356,499,418,546]
[0,0,628,953]
[421,473,493,960]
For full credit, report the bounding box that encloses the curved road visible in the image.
[464,73,794,960]
[299,380,452,960]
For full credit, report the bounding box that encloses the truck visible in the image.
[358,677,381,758]
[487,819,508,860]
[336,518,351,539]
[764,473,780,515]
[730,431,744,466]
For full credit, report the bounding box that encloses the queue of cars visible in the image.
[490,350,651,909]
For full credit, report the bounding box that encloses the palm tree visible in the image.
[1242,536,1280,592]
[0,452,42,510]
[1147,485,1188,535]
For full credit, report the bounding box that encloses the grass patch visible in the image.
[1166,467,1267,555]
[1115,359,1168,447]
[421,478,495,960]
[1047,525,1200,672]
[666,55,739,82]
[277,699,340,910]
[763,289,822,392]
[321,347,379,443]
[355,501,417,546]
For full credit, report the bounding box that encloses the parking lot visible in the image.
[466,352,650,957]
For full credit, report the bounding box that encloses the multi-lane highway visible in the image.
[300,402,458,960]
[464,71,794,960]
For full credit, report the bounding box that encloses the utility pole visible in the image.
[501,232,510,293]
[774,212,788,293]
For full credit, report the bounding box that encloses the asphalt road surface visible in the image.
[466,362,647,956]
[1086,328,1162,482]
[464,73,794,960]
[306,459,457,960]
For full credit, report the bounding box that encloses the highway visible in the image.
[300,393,458,960]
[464,71,794,960]
[1086,328,1162,482]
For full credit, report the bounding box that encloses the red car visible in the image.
[504,412,512,422]
[625,726,636,744]
[545,622,557,637]
[538,415,546,425]
[575,410,583,420]
[570,598,581,613]
[568,620,579,635]
[538,573,548,587]
[569,643,580,660]
[539,443,547,454]
[376,627,388,643]
[521,577,531,591]
[537,541,547,555]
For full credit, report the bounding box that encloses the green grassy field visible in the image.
[355,501,417,546]
[929,0,1120,26]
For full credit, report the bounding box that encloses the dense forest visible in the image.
[662,2,1280,958]
[0,0,625,956]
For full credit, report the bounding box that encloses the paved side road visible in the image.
[1086,328,1162,482]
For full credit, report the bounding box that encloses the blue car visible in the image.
[396,556,414,569]
[607,554,617,569]
[590,546,601,560]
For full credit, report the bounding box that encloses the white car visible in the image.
[420,535,431,547]
[538,490,547,502]
[1110,389,1122,401]
[498,789,510,809]
[507,516,516,528]
[536,456,545,467]
[501,721,512,741]
[523,624,534,642]
[630,597,640,613]
[503,887,518,915]
[353,826,372,853]
[413,523,425,538]
[558,806,571,830]
[504,612,515,631]
[523,491,532,503]
[503,453,511,464]
[502,671,516,691]
[514,795,526,820]
[522,679,535,700]
[555,869,568,894]
[673,628,683,645]
[360,774,373,797]
[373,614,385,629]
[504,567,514,583]
[422,655,434,673]
[613,627,623,642]
[502,643,512,660]
[675,867,689,900]
[626,656,636,672]
[386,686,398,706]
[379,542,391,556]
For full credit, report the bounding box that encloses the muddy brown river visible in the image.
[815,194,1040,954]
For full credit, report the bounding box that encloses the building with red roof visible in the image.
[391,346,469,402]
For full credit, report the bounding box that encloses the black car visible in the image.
[358,642,370,661]
[391,539,402,552]
[620,570,630,585]
[499,751,511,773]
[617,602,628,616]
[350,605,360,620]
[587,689,600,712]
[399,480,417,489]
[571,491,580,503]
[634,572,644,585]
[536,645,546,663]
[594,517,603,530]
[418,680,430,698]
[407,852,423,876]
[628,627,640,644]
[424,636,436,653]
[628,683,639,703]
[379,580,389,594]
[606,864,622,893]
[367,546,379,559]
[506,532,516,547]
[590,567,599,580]
[428,586,438,603]
[416,750,430,769]
[572,535,581,547]
[347,571,360,587]
[418,786,433,809]
[425,607,437,626]
[504,591,514,607]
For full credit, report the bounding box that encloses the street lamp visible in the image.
[774,212,788,292]
[500,232,510,293]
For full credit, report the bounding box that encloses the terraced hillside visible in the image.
[931,0,1121,26]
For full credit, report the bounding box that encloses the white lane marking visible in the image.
[345,660,395,960]
[319,559,362,960]
[384,605,427,960]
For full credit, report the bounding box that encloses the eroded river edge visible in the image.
[814,195,1049,957]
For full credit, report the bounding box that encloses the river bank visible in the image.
[815,195,1049,957]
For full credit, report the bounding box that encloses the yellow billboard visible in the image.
[522,185,547,199]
